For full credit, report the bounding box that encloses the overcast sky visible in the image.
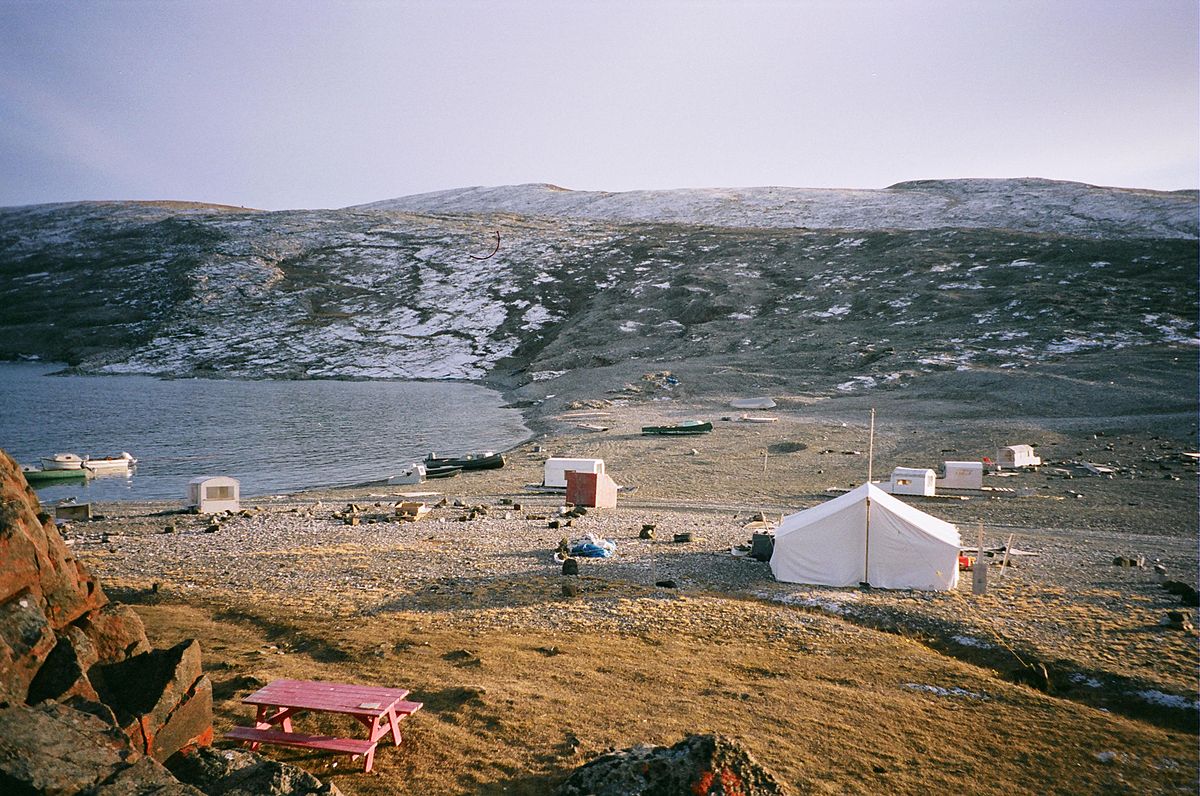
[1,0,1196,209]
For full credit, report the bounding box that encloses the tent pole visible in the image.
[867,408,875,483]
[864,408,875,586]
[863,492,871,586]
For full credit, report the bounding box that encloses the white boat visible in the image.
[83,452,138,474]
[386,463,426,486]
[730,397,776,410]
[739,414,779,423]
[40,453,85,470]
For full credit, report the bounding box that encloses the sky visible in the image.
[1,0,1196,210]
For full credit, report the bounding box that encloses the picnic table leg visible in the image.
[254,705,294,733]
[388,709,403,746]
[362,745,376,774]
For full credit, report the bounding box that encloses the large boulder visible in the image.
[0,700,141,794]
[80,603,153,663]
[167,747,343,796]
[558,734,788,796]
[25,628,101,704]
[0,451,106,628]
[91,639,214,762]
[0,588,56,705]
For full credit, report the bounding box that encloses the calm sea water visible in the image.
[0,363,530,503]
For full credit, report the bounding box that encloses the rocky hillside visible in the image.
[0,180,1195,405]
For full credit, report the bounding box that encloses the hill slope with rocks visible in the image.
[0,180,1195,417]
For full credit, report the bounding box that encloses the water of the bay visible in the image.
[0,363,530,503]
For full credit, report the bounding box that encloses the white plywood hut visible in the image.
[941,461,984,490]
[188,476,240,513]
[543,457,605,488]
[889,467,937,496]
[997,445,1041,469]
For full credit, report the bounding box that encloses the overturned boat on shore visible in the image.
[641,420,713,436]
[424,451,505,471]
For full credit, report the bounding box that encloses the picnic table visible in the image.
[224,678,423,773]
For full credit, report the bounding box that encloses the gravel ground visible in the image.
[60,395,1199,731]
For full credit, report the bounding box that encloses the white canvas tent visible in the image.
[770,483,961,590]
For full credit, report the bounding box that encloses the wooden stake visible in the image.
[998,533,1014,579]
[763,448,768,475]
[972,524,988,595]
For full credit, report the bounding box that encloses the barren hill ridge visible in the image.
[0,179,1195,411]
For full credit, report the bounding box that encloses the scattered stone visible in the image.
[557,733,787,796]
[639,526,655,540]
[562,558,580,576]
[1161,612,1194,632]
[673,532,694,543]
[1112,556,1144,568]
[561,582,579,598]
[655,580,677,589]
[168,746,342,795]
[204,522,221,533]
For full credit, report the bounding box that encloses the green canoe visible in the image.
[641,420,713,436]
[21,466,90,485]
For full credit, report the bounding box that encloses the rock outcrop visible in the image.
[557,733,788,796]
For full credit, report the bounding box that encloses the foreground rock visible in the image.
[558,733,787,796]
[167,747,343,796]
[0,700,200,795]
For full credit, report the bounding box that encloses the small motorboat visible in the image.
[40,453,85,470]
[641,420,713,436]
[83,452,138,474]
[739,415,779,423]
[386,463,426,486]
[576,423,609,432]
[21,465,90,485]
[423,451,505,471]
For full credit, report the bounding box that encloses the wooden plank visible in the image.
[394,700,423,715]
[224,726,376,755]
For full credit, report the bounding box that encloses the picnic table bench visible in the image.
[224,678,422,772]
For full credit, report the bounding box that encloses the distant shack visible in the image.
[997,445,1041,469]
[188,476,240,514]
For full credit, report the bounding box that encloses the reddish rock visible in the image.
[0,450,107,629]
[558,734,788,796]
[26,629,101,704]
[81,602,153,663]
[91,639,214,762]
[0,588,56,704]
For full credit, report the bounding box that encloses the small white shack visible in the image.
[543,457,605,489]
[889,467,937,496]
[996,445,1041,469]
[188,476,240,514]
[940,461,984,490]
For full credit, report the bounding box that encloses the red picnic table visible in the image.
[224,678,423,773]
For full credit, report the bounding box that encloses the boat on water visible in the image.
[21,465,90,485]
[40,453,85,470]
[423,451,505,471]
[641,420,713,436]
[83,452,138,474]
